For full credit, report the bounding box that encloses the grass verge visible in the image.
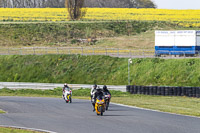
[2,55,200,87]
[111,96,200,117]
[0,127,43,133]
[0,109,5,114]
[0,88,200,117]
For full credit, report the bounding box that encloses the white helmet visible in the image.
[64,83,68,87]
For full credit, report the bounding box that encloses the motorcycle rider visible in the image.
[90,84,97,102]
[103,85,111,110]
[92,87,104,112]
[62,83,71,98]
[63,83,69,91]
[103,85,111,96]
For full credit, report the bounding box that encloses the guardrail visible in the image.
[0,47,155,58]
[1,47,200,58]
[0,82,126,92]
[127,85,200,98]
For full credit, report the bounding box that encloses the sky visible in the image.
[153,0,200,9]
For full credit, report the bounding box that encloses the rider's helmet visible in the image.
[64,83,68,87]
[103,85,107,91]
[96,86,102,92]
[93,84,97,89]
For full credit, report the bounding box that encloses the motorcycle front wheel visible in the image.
[106,101,109,110]
[100,106,103,116]
[69,96,72,103]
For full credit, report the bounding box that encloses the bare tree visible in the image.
[65,0,86,20]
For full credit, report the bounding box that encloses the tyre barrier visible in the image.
[126,85,200,98]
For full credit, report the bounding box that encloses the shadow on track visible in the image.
[107,109,130,112]
[103,114,134,117]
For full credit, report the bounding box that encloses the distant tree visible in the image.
[134,0,156,8]
[65,0,86,20]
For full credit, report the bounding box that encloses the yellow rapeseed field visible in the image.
[1,8,200,27]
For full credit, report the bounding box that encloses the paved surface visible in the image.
[0,96,200,133]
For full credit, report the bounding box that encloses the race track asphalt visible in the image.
[0,96,200,133]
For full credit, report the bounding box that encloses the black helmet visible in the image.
[103,85,107,90]
[93,84,97,88]
[96,86,102,92]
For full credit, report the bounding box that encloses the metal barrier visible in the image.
[0,47,155,58]
[127,85,200,98]
[1,47,200,58]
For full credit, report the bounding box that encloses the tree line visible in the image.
[0,0,156,8]
[0,0,64,8]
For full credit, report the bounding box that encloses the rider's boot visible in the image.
[92,103,95,112]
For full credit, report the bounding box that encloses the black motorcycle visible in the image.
[104,92,111,110]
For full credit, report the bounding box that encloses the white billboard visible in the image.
[155,30,197,47]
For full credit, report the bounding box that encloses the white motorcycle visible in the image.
[63,88,72,103]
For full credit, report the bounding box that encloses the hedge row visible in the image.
[126,85,200,98]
